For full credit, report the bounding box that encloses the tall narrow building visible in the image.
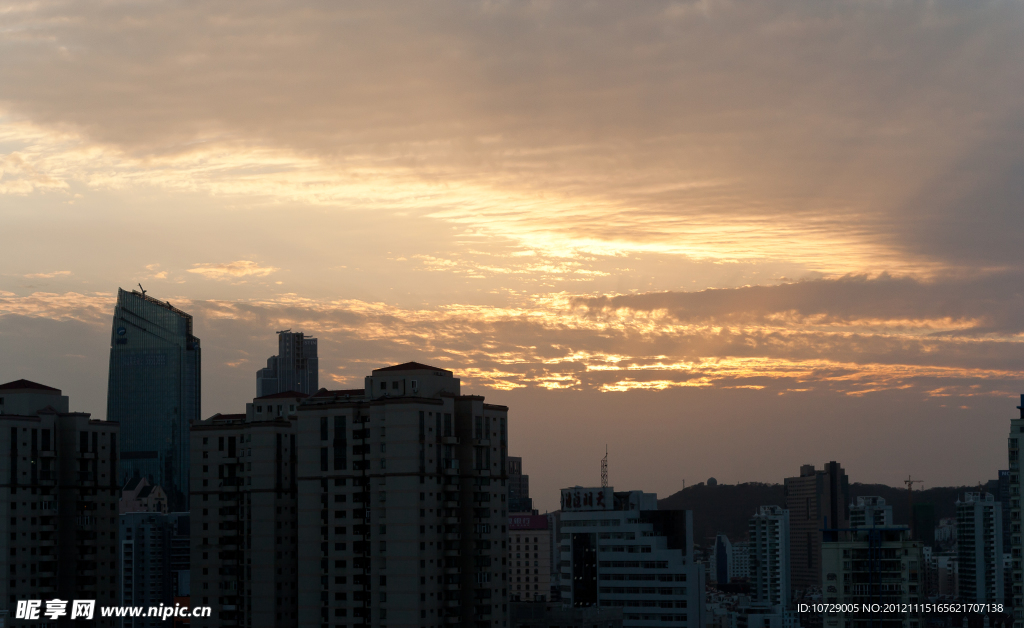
[108,287,201,512]
[508,456,532,513]
[1010,396,1024,628]
[957,492,1004,604]
[783,461,849,592]
[748,505,791,608]
[256,331,318,397]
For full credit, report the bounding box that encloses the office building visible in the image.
[1010,395,1024,628]
[508,457,533,514]
[783,462,849,591]
[191,362,511,627]
[748,506,791,608]
[509,514,551,602]
[120,512,191,626]
[0,379,120,623]
[850,496,892,528]
[956,492,1004,604]
[256,331,318,397]
[713,535,732,585]
[820,527,923,628]
[108,287,200,512]
[558,486,706,628]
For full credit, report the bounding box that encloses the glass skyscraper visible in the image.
[107,287,200,511]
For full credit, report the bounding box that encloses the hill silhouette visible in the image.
[657,481,985,547]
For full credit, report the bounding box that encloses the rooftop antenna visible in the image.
[601,445,608,488]
[138,283,146,298]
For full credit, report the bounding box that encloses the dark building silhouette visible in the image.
[509,456,533,512]
[107,288,200,512]
[784,461,850,591]
[255,330,318,397]
[912,503,937,547]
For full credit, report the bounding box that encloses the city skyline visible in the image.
[4,1,1024,512]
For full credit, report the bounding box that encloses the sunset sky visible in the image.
[3,0,1024,511]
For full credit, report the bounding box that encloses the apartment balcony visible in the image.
[444,533,461,541]
[445,600,461,608]
[444,501,460,508]
[444,567,461,575]
[444,549,461,558]
[442,437,460,445]
[444,517,461,525]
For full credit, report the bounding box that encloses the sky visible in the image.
[2,0,1024,512]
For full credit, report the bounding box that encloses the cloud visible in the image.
[24,270,71,279]
[1,1,1023,273]
[187,260,278,280]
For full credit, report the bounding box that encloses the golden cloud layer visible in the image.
[187,260,279,280]
[3,277,1019,400]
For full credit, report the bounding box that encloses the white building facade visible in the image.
[956,492,1004,604]
[558,487,705,628]
[749,506,791,608]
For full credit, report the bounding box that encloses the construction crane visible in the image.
[905,475,923,538]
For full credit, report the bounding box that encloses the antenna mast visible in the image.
[601,446,608,488]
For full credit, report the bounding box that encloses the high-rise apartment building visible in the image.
[295,363,509,627]
[850,496,892,528]
[191,362,511,628]
[189,403,302,628]
[0,380,121,624]
[956,492,1004,604]
[748,506,790,608]
[256,331,318,397]
[120,511,191,626]
[731,542,750,579]
[1010,396,1024,628]
[509,514,550,602]
[508,457,532,514]
[108,288,200,512]
[558,487,705,628]
[821,528,922,628]
[783,461,849,591]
